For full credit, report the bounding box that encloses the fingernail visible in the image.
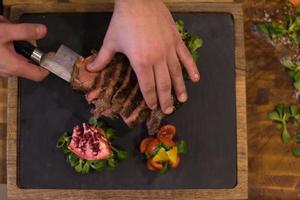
[87,63,95,70]
[194,73,200,81]
[165,106,174,115]
[36,25,46,35]
[178,93,188,103]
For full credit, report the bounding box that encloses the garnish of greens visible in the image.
[281,57,300,90]
[56,117,128,174]
[176,20,203,79]
[256,8,300,47]
[268,104,300,156]
[140,124,187,173]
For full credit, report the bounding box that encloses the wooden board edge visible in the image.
[6,2,247,200]
[3,0,234,7]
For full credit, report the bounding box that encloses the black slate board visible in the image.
[18,13,236,189]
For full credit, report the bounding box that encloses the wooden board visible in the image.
[18,12,236,190]
[3,0,234,6]
[6,2,247,200]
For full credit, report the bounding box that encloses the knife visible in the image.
[13,41,80,82]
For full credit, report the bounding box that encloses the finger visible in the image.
[47,51,56,56]
[0,23,47,43]
[87,45,115,72]
[0,16,9,23]
[154,61,174,114]
[176,40,200,82]
[9,54,49,81]
[168,50,187,103]
[131,62,157,109]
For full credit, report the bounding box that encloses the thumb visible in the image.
[87,45,115,72]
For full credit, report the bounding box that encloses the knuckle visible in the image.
[159,81,171,93]
[132,54,149,67]
[142,84,156,95]
[171,64,182,78]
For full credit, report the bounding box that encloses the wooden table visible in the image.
[0,0,299,199]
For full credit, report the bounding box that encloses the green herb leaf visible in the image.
[275,103,285,119]
[288,16,300,32]
[67,153,80,167]
[256,24,269,35]
[74,159,83,173]
[282,124,291,143]
[268,111,282,122]
[88,160,106,171]
[292,148,300,157]
[56,133,70,148]
[294,81,300,90]
[89,116,98,127]
[161,143,171,151]
[290,105,299,116]
[176,140,187,154]
[188,36,203,53]
[107,157,118,169]
[281,57,295,69]
[116,150,128,160]
[81,161,90,174]
[159,161,169,174]
[105,128,117,140]
[276,123,283,129]
[295,134,300,143]
[152,145,161,156]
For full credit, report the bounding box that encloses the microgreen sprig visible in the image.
[268,104,300,157]
[256,12,300,47]
[176,20,203,79]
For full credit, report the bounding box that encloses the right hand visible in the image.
[0,16,49,81]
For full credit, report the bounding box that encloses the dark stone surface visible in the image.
[18,13,236,189]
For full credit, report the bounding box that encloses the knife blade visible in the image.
[13,41,80,82]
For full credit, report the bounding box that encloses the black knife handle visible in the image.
[13,41,44,64]
[13,41,35,59]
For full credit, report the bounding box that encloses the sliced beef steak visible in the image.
[119,84,142,118]
[121,101,150,128]
[71,53,168,133]
[92,54,129,118]
[111,67,136,113]
[146,109,166,135]
[71,55,98,92]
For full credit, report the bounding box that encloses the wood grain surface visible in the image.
[244,0,300,199]
[5,2,247,200]
[3,0,234,6]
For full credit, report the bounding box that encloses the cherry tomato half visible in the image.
[157,124,176,139]
[158,136,175,148]
[140,137,154,153]
[148,159,163,170]
[147,159,157,171]
[146,138,159,156]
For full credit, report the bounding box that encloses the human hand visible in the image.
[88,0,200,114]
[0,16,49,81]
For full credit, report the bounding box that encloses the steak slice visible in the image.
[119,84,143,118]
[86,66,114,103]
[146,109,166,135]
[111,67,137,113]
[121,101,150,128]
[71,55,98,92]
[92,54,129,118]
